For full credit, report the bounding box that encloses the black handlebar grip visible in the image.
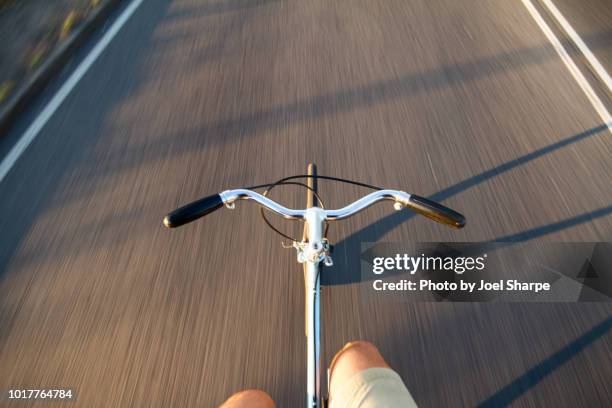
[163,194,224,228]
[407,195,465,229]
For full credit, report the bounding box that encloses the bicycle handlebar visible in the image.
[405,194,465,228]
[163,193,224,228]
[163,189,465,229]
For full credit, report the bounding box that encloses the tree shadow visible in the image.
[0,0,279,277]
[161,30,611,147]
[32,28,612,212]
[321,123,611,286]
[151,0,282,64]
[478,314,612,407]
[165,0,282,20]
[495,205,612,242]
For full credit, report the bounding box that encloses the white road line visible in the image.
[541,0,612,93]
[0,0,145,184]
[521,0,612,135]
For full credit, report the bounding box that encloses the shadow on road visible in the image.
[0,0,176,276]
[33,28,612,213]
[495,205,612,242]
[478,314,612,407]
[322,123,611,286]
[165,0,282,20]
[76,30,612,182]
[0,0,277,277]
[150,31,611,147]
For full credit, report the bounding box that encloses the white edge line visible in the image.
[541,0,612,93]
[0,0,146,184]
[521,0,612,135]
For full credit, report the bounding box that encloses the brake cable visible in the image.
[260,181,325,242]
[244,174,383,192]
[243,175,384,242]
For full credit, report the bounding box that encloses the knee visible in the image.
[329,341,389,394]
[219,389,275,408]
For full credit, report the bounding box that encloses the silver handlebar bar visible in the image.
[220,189,411,221]
[164,186,464,229]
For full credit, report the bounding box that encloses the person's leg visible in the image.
[328,340,389,393]
[219,389,275,408]
[328,340,418,407]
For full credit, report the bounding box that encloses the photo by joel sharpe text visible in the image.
[372,278,551,293]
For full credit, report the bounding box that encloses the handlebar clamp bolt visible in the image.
[393,202,403,211]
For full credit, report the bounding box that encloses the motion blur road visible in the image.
[1,0,611,406]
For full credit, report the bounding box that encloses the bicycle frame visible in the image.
[219,192,408,407]
[163,168,465,408]
[220,190,409,407]
[303,207,326,407]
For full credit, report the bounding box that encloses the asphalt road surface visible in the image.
[1,0,611,406]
